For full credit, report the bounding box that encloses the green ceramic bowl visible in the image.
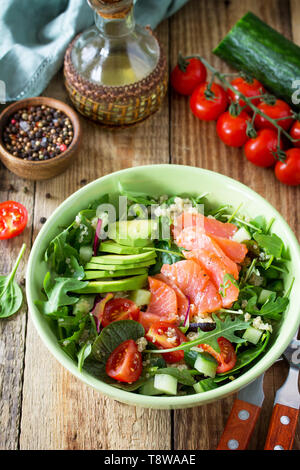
[26,165,300,409]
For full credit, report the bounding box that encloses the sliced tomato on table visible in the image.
[0,201,28,240]
[199,337,236,374]
[101,298,140,328]
[105,339,142,383]
[145,321,187,364]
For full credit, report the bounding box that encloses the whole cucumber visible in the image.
[213,12,300,108]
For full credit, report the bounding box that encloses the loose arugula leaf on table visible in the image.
[35,273,88,315]
[0,243,26,319]
[147,314,251,354]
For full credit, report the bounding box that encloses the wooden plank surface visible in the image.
[0,0,299,451]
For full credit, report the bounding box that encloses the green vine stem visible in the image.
[183,55,300,145]
[7,243,26,285]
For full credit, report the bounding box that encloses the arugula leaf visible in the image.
[219,273,239,298]
[0,243,26,318]
[35,273,89,315]
[253,233,284,258]
[77,343,92,372]
[260,294,289,319]
[147,314,251,354]
[154,368,196,386]
[118,182,156,206]
[91,320,145,363]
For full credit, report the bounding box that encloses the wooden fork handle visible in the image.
[217,399,261,450]
[264,404,299,450]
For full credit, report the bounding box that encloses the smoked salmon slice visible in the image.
[176,226,239,280]
[210,235,248,264]
[154,273,190,321]
[161,260,222,314]
[146,276,178,323]
[173,212,238,240]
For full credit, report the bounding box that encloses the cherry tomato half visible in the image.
[0,201,28,240]
[227,77,265,113]
[244,129,282,167]
[254,99,294,132]
[275,148,300,186]
[102,298,140,328]
[138,311,162,333]
[200,337,236,374]
[171,58,207,96]
[146,321,187,364]
[216,110,251,147]
[190,82,229,121]
[289,121,300,148]
[105,339,142,383]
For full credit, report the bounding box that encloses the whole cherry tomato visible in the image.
[105,339,142,383]
[171,58,207,95]
[289,121,300,148]
[254,98,294,131]
[190,82,229,121]
[244,129,282,167]
[275,148,300,186]
[227,76,265,113]
[216,110,251,147]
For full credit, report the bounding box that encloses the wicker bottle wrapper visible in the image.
[64,34,168,128]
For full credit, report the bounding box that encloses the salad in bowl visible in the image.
[33,177,295,399]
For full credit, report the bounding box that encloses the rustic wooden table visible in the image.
[0,0,299,451]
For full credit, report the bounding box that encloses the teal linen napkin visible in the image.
[0,0,188,102]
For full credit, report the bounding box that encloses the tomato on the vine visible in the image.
[190,82,229,121]
[101,298,140,328]
[227,76,265,113]
[200,337,236,374]
[275,148,300,186]
[146,321,187,363]
[171,58,207,95]
[254,99,294,132]
[105,339,142,383]
[0,201,28,240]
[216,110,251,147]
[244,129,282,167]
[289,121,300,148]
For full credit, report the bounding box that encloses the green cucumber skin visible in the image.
[213,12,300,108]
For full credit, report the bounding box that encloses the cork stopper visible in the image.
[88,0,133,19]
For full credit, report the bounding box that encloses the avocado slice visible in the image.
[84,268,148,280]
[72,274,148,294]
[107,219,158,247]
[85,259,156,271]
[90,250,156,265]
[99,241,146,255]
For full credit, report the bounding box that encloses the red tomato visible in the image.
[275,148,300,186]
[227,77,265,113]
[102,298,140,328]
[200,337,236,374]
[216,110,251,147]
[289,121,300,148]
[0,201,28,240]
[244,129,282,167]
[146,321,187,364]
[105,339,142,383]
[254,99,294,131]
[171,58,207,95]
[138,311,162,333]
[190,82,229,121]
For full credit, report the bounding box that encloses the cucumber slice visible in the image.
[79,245,93,264]
[243,326,263,345]
[154,374,178,395]
[232,227,251,243]
[139,377,161,396]
[193,378,218,393]
[72,295,95,316]
[194,352,218,378]
[129,289,151,306]
[258,289,274,305]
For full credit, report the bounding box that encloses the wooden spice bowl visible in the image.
[0,96,81,180]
